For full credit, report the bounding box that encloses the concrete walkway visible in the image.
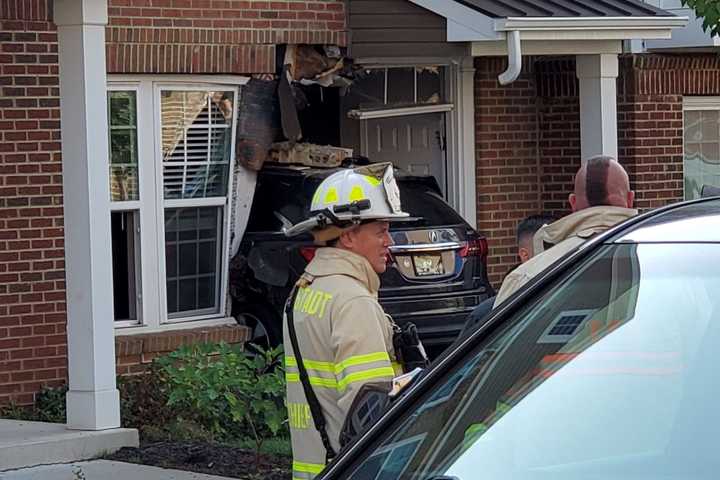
[0,420,137,471]
[0,460,233,480]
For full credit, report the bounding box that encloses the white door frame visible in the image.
[352,57,478,228]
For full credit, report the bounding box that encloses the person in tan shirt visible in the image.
[494,156,638,307]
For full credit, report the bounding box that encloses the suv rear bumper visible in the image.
[380,289,491,347]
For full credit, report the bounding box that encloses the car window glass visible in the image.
[345,243,720,480]
[395,182,465,227]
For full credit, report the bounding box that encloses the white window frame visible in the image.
[108,76,248,332]
[108,84,146,328]
[682,97,720,201]
[349,57,477,228]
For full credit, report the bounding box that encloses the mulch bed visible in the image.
[106,441,291,479]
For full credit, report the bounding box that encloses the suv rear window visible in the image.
[245,170,466,233]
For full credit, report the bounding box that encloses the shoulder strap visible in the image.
[285,286,337,462]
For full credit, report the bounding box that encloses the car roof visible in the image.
[258,164,442,183]
[611,197,720,244]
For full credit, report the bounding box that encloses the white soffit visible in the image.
[407,0,687,45]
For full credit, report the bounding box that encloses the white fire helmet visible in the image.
[284,162,410,242]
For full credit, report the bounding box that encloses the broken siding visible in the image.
[349,0,468,59]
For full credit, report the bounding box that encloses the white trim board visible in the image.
[348,104,454,120]
[684,97,720,110]
[405,0,686,43]
[497,16,688,31]
[109,74,250,85]
[407,0,501,41]
[472,39,622,56]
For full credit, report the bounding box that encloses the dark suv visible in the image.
[229,166,494,352]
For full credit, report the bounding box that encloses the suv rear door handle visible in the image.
[389,242,464,253]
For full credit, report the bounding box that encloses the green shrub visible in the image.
[0,401,35,421]
[156,342,287,467]
[117,363,179,441]
[35,384,68,423]
[0,385,68,423]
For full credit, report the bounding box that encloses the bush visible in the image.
[118,363,183,441]
[0,385,68,423]
[156,342,287,467]
[34,384,68,423]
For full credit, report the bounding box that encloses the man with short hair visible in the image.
[516,214,558,264]
[494,155,637,307]
[458,213,556,338]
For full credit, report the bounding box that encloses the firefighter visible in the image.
[282,162,426,479]
[494,155,637,306]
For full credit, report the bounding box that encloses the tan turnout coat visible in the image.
[494,206,638,307]
[283,247,402,480]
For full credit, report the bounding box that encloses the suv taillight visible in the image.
[460,235,488,263]
[300,246,317,262]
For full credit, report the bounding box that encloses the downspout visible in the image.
[498,30,521,85]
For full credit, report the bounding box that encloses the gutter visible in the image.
[496,16,688,31]
[498,30,521,85]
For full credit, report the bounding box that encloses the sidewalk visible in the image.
[0,460,234,480]
[0,420,137,471]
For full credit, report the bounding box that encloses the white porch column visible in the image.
[576,54,619,161]
[449,56,478,228]
[55,0,120,430]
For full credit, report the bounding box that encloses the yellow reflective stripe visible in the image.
[465,423,487,437]
[286,373,337,389]
[293,461,325,474]
[324,187,338,204]
[336,352,391,372]
[285,356,334,373]
[349,185,365,202]
[286,352,392,376]
[287,366,394,391]
[363,175,382,187]
[338,366,395,391]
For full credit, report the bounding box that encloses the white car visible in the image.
[318,197,720,480]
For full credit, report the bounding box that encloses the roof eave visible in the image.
[498,16,688,32]
[493,16,688,42]
[408,0,688,43]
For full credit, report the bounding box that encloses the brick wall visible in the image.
[0,0,66,406]
[106,0,347,74]
[475,57,541,287]
[1,0,347,407]
[536,59,580,219]
[617,55,695,210]
[115,325,250,375]
[476,53,720,289]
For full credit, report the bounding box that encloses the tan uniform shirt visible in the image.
[283,248,402,480]
[494,206,638,307]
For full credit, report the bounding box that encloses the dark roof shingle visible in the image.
[456,0,674,18]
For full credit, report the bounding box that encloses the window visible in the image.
[683,97,720,199]
[345,66,446,109]
[107,79,239,328]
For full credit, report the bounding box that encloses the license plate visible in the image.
[413,254,445,276]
